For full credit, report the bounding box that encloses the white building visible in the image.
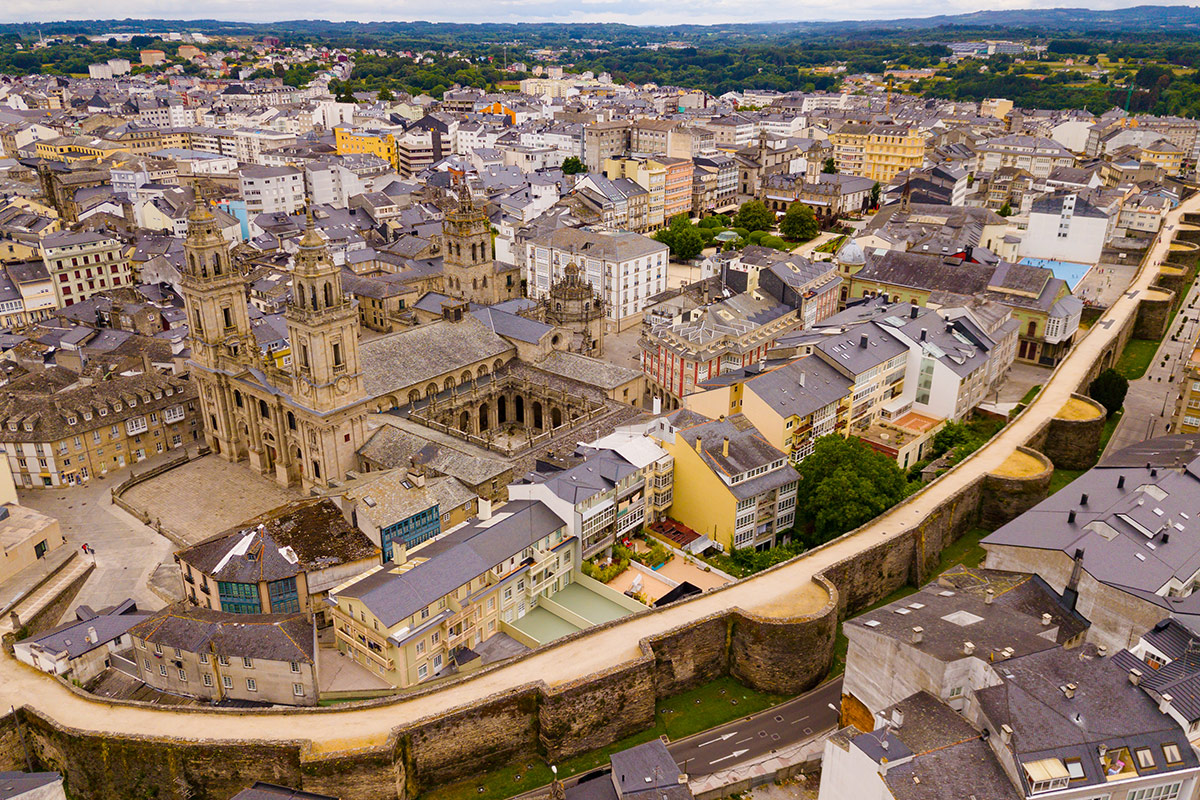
[1019,191,1111,264]
[524,228,669,325]
[239,165,306,216]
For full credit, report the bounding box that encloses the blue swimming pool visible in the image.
[1018,257,1092,291]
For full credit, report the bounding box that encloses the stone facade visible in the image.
[979,446,1053,530]
[1041,394,1106,471]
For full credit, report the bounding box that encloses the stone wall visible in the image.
[729,577,838,695]
[1134,287,1175,341]
[647,614,730,699]
[0,711,26,772]
[979,447,1053,530]
[20,564,94,637]
[1041,395,1107,471]
[539,661,656,761]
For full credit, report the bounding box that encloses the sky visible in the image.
[3,0,1199,27]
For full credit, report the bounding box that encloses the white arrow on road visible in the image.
[709,749,749,765]
[697,732,738,747]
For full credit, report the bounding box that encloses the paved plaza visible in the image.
[119,455,301,546]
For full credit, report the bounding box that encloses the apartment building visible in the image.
[976,134,1076,179]
[239,165,305,216]
[176,498,380,621]
[583,120,631,170]
[658,157,695,221]
[1174,338,1200,435]
[605,158,667,230]
[830,124,926,183]
[691,153,738,214]
[704,114,758,149]
[327,499,578,688]
[129,606,318,706]
[395,125,451,177]
[40,230,132,307]
[811,325,909,432]
[1019,191,1111,264]
[525,228,668,324]
[0,371,201,488]
[657,413,798,551]
[333,127,399,170]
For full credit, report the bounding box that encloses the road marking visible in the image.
[790,715,810,724]
[735,737,752,744]
[697,732,737,747]
[709,749,749,765]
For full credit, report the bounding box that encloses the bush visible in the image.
[760,235,789,251]
[629,538,672,568]
[582,555,630,583]
[748,230,767,244]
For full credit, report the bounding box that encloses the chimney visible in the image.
[1130,668,1143,686]
[1080,493,1088,506]
[964,641,976,655]
[1151,468,1158,478]
[911,626,924,644]
[1098,645,1108,657]
[1068,510,1077,524]
[860,333,869,348]
[910,306,919,319]
[1000,724,1013,745]
[1042,613,1052,626]
[695,436,703,454]
[391,541,407,565]
[1063,683,1076,700]
[1163,532,1170,544]
[1118,475,1125,489]
[919,328,927,342]
[798,372,805,387]
[985,588,994,605]
[87,625,98,644]
[478,498,492,520]
[722,437,729,458]
[891,709,905,728]
[1160,693,1174,714]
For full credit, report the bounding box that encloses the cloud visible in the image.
[2,0,1197,25]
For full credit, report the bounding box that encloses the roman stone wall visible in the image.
[1134,287,1175,341]
[729,577,838,695]
[1042,395,1107,471]
[646,613,730,698]
[979,447,1053,530]
[539,660,657,761]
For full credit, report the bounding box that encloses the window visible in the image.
[154,642,162,655]
[290,661,301,673]
[268,577,300,613]
[1136,749,1156,769]
[217,581,261,614]
[1065,759,1085,780]
[199,653,208,664]
[417,664,428,679]
[218,655,229,667]
[416,641,425,655]
[1163,743,1183,764]
[203,673,213,687]
[159,665,167,677]
[1127,784,1182,800]
[431,631,440,645]
[243,657,253,669]
[293,683,305,697]
[144,659,151,670]
[433,654,443,670]
[246,678,257,692]
[178,669,187,682]
[222,675,233,689]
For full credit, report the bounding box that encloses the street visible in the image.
[669,677,842,777]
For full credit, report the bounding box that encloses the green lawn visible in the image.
[1019,384,1042,404]
[418,677,790,800]
[1114,338,1160,380]
[1099,409,1123,453]
[1049,468,1086,495]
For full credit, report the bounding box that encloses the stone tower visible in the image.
[285,214,364,412]
[442,178,497,305]
[181,198,252,458]
[544,261,605,356]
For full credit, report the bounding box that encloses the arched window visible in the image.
[310,287,318,309]
[1027,320,1037,337]
[287,411,296,431]
[324,282,333,308]
[211,253,221,275]
[234,391,243,409]
[481,276,487,288]
[472,278,478,290]
[471,243,477,261]
[444,377,455,392]
[259,400,270,420]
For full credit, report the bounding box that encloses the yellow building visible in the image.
[328,499,580,688]
[34,136,123,164]
[685,357,852,464]
[605,157,668,230]
[1141,139,1186,177]
[1175,338,1200,435]
[830,124,926,184]
[656,413,798,552]
[334,127,399,171]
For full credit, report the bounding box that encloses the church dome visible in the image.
[837,238,866,266]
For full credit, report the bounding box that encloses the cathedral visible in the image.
[181,202,370,492]
[441,179,522,306]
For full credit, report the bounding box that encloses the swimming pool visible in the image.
[1018,257,1093,291]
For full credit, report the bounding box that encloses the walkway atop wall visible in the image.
[1,192,1197,755]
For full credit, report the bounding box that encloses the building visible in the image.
[441,186,522,306]
[15,599,149,684]
[175,498,380,621]
[128,606,318,706]
[976,135,1076,179]
[0,772,65,800]
[1174,338,1200,435]
[240,166,306,216]
[327,499,580,688]
[334,127,398,171]
[40,230,132,307]
[829,124,927,184]
[333,466,478,561]
[0,500,65,586]
[524,228,668,326]
[584,121,631,171]
[984,436,1200,652]
[656,413,797,551]
[564,739,692,800]
[605,158,667,230]
[0,370,200,488]
[1019,191,1111,265]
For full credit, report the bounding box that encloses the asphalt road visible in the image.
[669,677,843,777]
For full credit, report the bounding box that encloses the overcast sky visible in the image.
[2,0,1196,27]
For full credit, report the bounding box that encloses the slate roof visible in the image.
[0,772,63,800]
[129,606,315,663]
[357,426,512,486]
[178,498,379,584]
[535,351,640,390]
[17,599,148,660]
[358,316,514,398]
[744,357,851,419]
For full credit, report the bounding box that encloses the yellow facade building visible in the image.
[334,127,399,171]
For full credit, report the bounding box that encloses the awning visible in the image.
[1024,758,1070,783]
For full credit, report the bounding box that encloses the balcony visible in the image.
[334,625,393,671]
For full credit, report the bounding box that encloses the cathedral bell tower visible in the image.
[442,175,496,305]
[181,199,251,372]
[284,212,364,412]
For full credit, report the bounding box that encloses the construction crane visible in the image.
[886,77,894,115]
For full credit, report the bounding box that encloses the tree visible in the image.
[796,436,909,540]
[561,156,586,175]
[780,202,819,241]
[822,157,837,174]
[998,202,1013,217]
[377,86,394,101]
[869,182,882,208]
[929,421,985,465]
[1088,368,1129,418]
[655,214,703,260]
[733,200,775,233]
